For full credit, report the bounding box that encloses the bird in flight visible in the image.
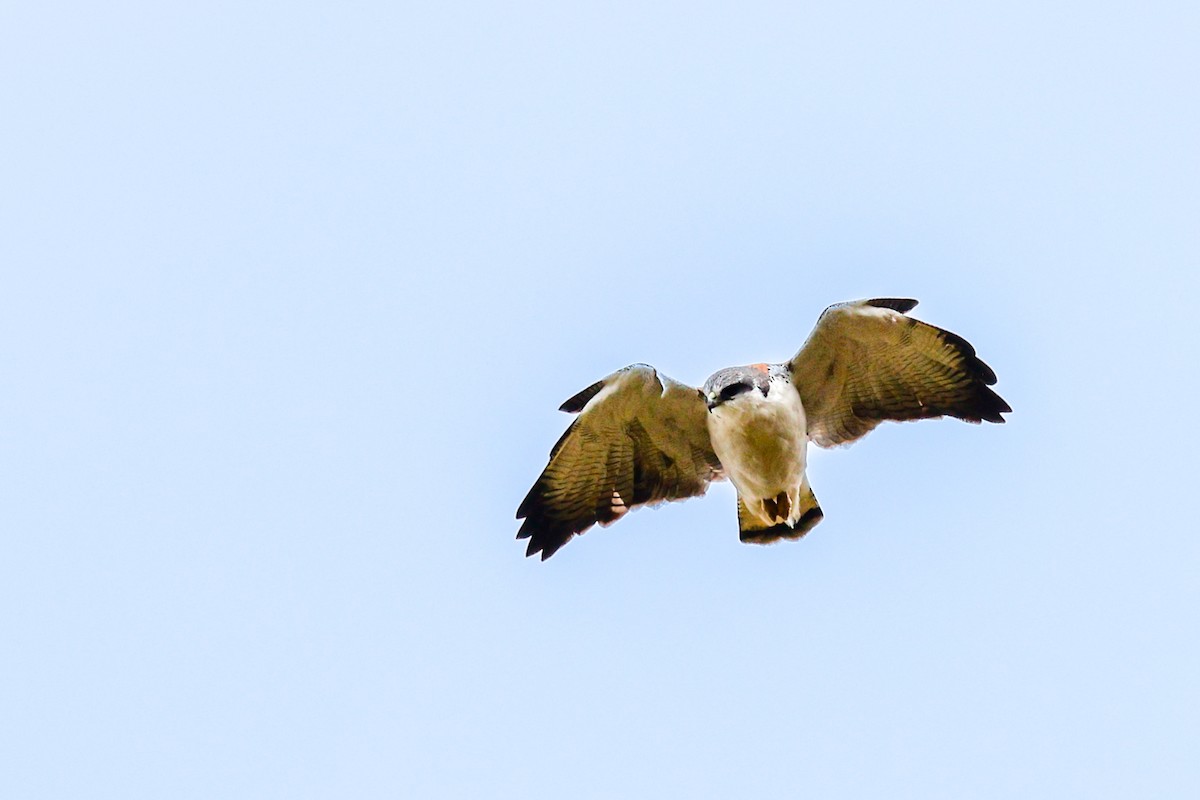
[516,298,1011,560]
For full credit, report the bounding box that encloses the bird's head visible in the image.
[702,364,773,412]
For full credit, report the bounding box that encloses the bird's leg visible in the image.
[774,491,791,523]
[761,495,779,521]
[759,492,792,524]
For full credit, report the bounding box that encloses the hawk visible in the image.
[516,298,1010,559]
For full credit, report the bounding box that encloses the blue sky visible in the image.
[3,2,1198,797]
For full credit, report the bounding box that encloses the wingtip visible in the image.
[523,536,567,560]
[516,514,573,560]
[984,399,1012,423]
[968,387,1012,425]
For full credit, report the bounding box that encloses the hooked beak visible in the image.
[705,392,720,412]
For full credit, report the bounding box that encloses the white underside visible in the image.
[707,381,809,527]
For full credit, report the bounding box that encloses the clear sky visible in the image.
[3,2,1198,798]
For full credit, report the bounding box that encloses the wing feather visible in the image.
[516,364,722,559]
[789,299,1011,447]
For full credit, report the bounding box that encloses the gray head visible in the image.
[702,364,774,411]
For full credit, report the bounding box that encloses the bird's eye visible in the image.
[720,382,751,402]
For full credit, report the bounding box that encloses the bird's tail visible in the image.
[737,482,824,544]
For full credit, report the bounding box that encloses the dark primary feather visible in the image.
[865,297,919,314]
[516,364,722,560]
[559,379,605,413]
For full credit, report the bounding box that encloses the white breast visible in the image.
[706,379,808,501]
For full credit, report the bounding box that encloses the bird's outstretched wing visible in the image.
[788,298,1011,448]
[516,364,722,560]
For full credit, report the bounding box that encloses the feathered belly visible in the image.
[707,391,808,500]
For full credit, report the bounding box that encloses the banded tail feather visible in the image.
[737,484,824,544]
